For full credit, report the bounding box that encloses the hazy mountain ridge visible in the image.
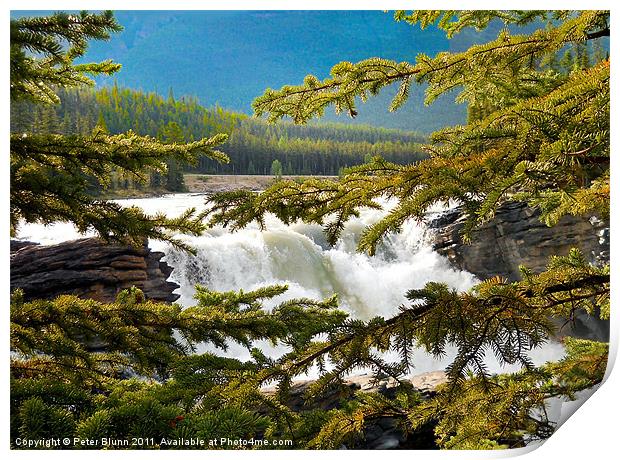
[87,10,463,132]
[13,10,474,132]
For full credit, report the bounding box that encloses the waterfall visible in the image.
[15,193,565,374]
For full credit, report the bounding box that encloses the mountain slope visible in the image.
[13,10,472,132]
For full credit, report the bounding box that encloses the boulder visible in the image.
[261,371,448,412]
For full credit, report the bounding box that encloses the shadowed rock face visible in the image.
[428,201,610,340]
[10,237,179,303]
[428,202,609,282]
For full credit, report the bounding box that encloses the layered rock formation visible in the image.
[10,237,179,303]
[428,202,610,339]
[428,202,609,281]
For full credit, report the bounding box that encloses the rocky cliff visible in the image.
[428,202,609,282]
[10,237,180,303]
[428,202,609,339]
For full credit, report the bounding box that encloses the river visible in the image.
[15,193,566,375]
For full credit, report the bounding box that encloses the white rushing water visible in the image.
[15,193,566,375]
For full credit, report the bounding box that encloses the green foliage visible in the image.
[18,397,76,444]
[270,159,283,178]
[10,11,122,104]
[172,407,271,449]
[202,9,611,450]
[205,159,391,247]
[252,11,608,124]
[10,11,228,249]
[395,10,560,38]
[301,321,608,450]
[161,121,189,192]
[10,10,610,450]
[11,130,227,249]
[245,248,608,395]
[11,285,347,384]
[405,337,608,449]
[14,273,607,449]
[10,285,348,448]
[308,387,422,449]
[211,10,609,254]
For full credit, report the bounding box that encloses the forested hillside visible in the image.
[10,10,469,132]
[11,85,426,192]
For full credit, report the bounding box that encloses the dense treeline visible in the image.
[10,85,427,186]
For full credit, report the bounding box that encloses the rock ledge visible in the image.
[10,237,179,303]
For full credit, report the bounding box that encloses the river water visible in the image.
[15,193,566,375]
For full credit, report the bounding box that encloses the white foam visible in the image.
[15,193,565,377]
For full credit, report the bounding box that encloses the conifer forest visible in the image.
[9,9,611,452]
